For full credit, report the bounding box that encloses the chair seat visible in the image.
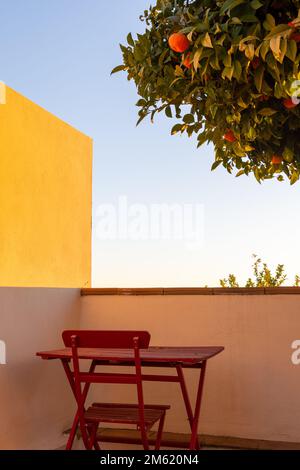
[85,402,170,428]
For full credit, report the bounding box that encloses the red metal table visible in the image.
[36,346,224,450]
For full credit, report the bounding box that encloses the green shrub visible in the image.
[219,254,300,287]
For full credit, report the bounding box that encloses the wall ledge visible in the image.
[81,287,300,296]
[65,427,300,450]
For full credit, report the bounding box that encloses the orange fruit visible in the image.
[251,57,260,70]
[272,155,282,164]
[183,53,192,69]
[272,1,284,8]
[168,33,190,53]
[259,95,269,102]
[223,130,237,143]
[291,32,300,42]
[283,98,298,109]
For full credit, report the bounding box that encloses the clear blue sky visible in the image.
[1,0,300,287]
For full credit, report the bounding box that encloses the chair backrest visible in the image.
[64,330,150,440]
[62,330,151,349]
[64,330,151,448]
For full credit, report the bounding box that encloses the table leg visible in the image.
[176,365,200,450]
[61,359,97,450]
[189,360,207,450]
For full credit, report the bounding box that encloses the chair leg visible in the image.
[140,426,149,450]
[93,423,101,450]
[65,415,79,450]
[79,418,91,450]
[155,412,166,450]
[87,423,99,450]
[94,439,101,451]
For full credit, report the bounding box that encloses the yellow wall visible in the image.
[0,87,92,287]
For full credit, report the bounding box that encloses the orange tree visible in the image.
[113,0,300,184]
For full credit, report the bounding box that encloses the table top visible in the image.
[36,346,224,364]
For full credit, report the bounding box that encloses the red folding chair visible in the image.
[62,330,170,450]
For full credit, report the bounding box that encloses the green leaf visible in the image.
[244,144,255,151]
[274,82,284,99]
[183,114,194,124]
[245,43,255,60]
[254,65,265,92]
[240,14,259,23]
[111,65,126,75]
[223,54,232,68]
[283,147,294,163]
[237,96,248,108]
[127,33,134,47]
[258,107,277,116]
[270,35,281,57]
[246,126,257,140]
[259,41,269,60]
[136,98,147,107]
[201,33,213,48]
[197,133,207,146]
[210,54,221,70]
[195,23,209,33]
[233,142,246,157]
[263,14,276,31]
[220,0,245,16]
[165,106,172,118]
[193,48,203,70]
[231,17,242,24]
[265,24,291,40]
[239,35,259,46]
[286,40,298,62]
[211,160,222,171]
[175,65,185,77]
[232,60,242,80]
[254,167,262,183]
[236,169,245,177]
[278,37,287,63]
[222,65,234,80]
[290,171,299,185]
[136,113,147,127]
[215,34,226,45]
[210,104,218,118]
[171,124,184,135]
[250,0,263,9]
[158,49,169,67]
